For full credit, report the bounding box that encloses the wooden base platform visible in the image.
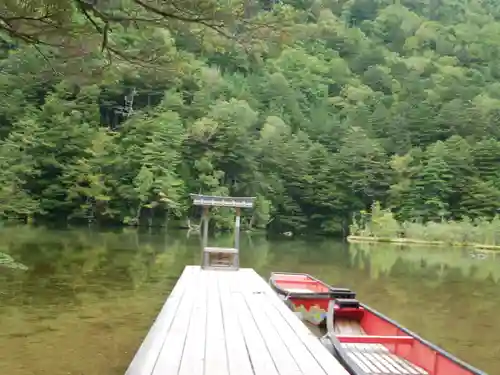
[125,266,350,375]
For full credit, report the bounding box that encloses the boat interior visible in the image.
[329,299,480,375]
[271,272,356,300]
[272,272,332,294]
[334,317,428,375]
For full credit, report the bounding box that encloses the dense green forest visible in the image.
[3,0,500,236]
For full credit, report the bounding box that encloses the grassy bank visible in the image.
[349,202,500,250]
[346,235,500,250]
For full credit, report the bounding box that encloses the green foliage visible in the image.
[0,251,28,270]
[352,201,500,247]
[350,202,400,238]
[3,0,500,235]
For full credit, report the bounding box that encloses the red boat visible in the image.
[269,272,356,326]
[270,272,488,375]
[321,297,488,375]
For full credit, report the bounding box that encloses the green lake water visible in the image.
[0,226,498,375]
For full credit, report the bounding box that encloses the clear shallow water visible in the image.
[0,227,498,374]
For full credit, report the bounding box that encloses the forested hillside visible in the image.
[2,0,500,235]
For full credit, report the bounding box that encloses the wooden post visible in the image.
[202,206,209,250]
[234,207,241,251]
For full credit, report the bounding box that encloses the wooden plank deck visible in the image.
[125,266,351,375]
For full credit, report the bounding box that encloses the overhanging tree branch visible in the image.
[0,0,238,56]
[0,0,292,72]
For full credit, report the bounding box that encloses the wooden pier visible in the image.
[124,266,351,375]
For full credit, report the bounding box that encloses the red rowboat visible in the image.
[270,272,488,375]
[316,293,487,375]
[269,272,356,326]
[320,297,488,375]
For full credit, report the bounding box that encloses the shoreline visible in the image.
[346,235,500,251]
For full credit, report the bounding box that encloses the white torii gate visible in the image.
[190,194,255,270]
